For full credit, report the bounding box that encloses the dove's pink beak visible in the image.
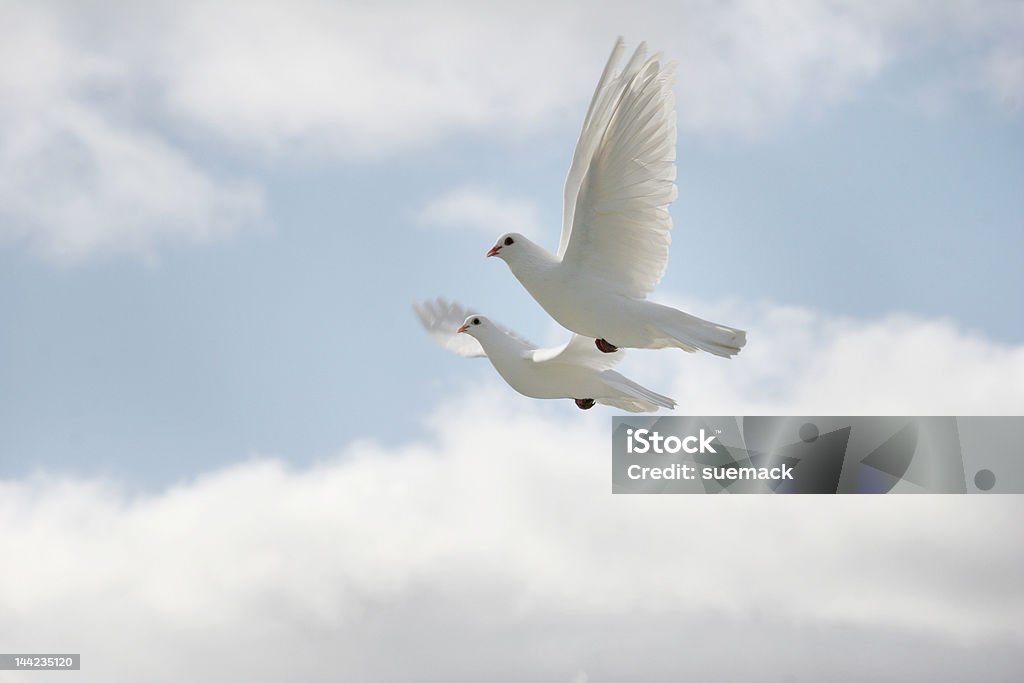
[457,324,469,334]
[486,245,501,258]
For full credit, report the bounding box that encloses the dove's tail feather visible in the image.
[599,370,676,413]
[652,304,747,358]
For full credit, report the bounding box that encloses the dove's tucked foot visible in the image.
[574,398,596,410]
[595,338,618,353]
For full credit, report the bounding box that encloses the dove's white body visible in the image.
[414,299,674,412]
[488,38,746,357]
[477,328,594,398]
[503,241,741,353]
[477,324,637,402]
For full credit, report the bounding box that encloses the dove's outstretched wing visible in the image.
[557,38,677,300]
[530,334,624,371]
[414,298,486,357]
[413,298,535,358]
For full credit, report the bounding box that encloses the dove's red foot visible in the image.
[575,398,596,410]
[595,338,618,353]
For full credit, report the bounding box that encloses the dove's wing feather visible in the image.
[530,334,623,371]
[413,298,536,358]
[558,41,678,299]
[413,299,485,357]
[559,37,632,255]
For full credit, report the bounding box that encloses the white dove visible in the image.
[486,38,746,357]
[414,298,675,412]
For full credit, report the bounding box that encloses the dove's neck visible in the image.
[475,331,527,383]
[506,242,559,289]
[476,330,523,360]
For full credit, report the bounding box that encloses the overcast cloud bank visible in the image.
[3,301,1023,681]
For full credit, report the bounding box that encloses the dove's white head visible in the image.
[486,232,521,259]
[486,232,549,267]
[456,314,491,340]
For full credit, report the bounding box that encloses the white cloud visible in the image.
[0,103,264,264]
[149,0,1024,148]
[12,1,1024,158]
[152,1,585,158]
[3,0,1022,263]
[2,302,1023,681]
[416,185,543,238]
[0,2,264,264]
[621,298,1024,415]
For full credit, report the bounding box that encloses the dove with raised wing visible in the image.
[487,38,746,357]
[414,298,675,412]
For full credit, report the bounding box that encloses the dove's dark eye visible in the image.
[472,318,480,325]
[504,236,514,246]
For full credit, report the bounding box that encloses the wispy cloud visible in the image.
[149,1,1024,146]
[0,104,264,265]
[3,1,1022,264]
[0,3,264,265]
[415,186,543,238]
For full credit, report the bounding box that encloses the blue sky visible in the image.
[2,3,1024,681]
[1,6,1020,484]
